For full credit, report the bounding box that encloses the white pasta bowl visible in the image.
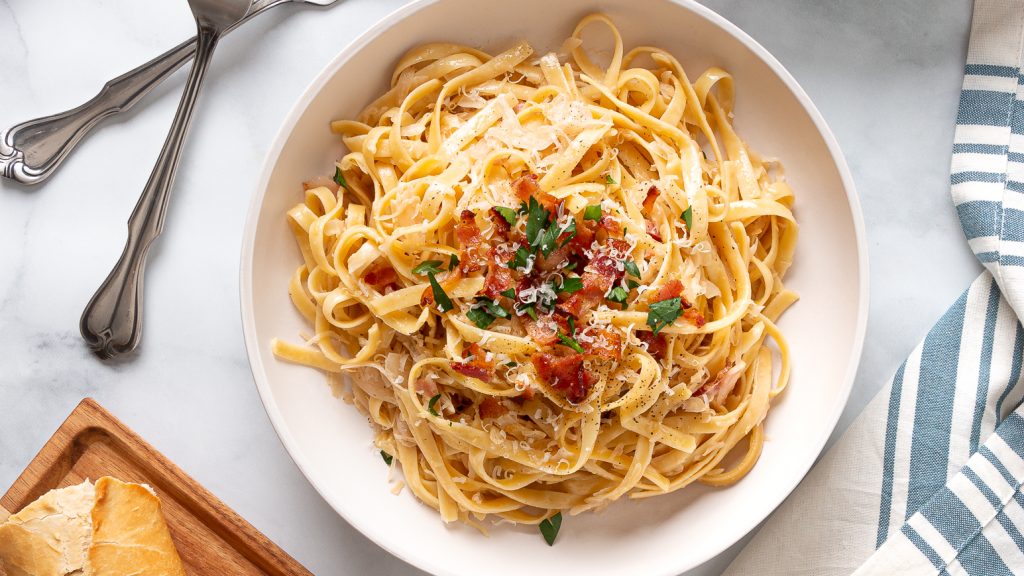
[240,0,868,574]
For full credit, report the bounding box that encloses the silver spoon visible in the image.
[0,0,340,186]
[80,0,252,359]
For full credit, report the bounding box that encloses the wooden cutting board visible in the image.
[0,398,313,576]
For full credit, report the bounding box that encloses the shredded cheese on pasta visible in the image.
[273,13,798,529]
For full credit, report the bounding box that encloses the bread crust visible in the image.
[0,478,185,576]
[87,478,186,576]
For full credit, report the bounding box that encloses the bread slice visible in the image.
[0,478,185,576]
[87,477,185,576]
[0,481,95,576]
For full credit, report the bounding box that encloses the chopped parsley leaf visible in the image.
[567,316,576,336]
[623,260,641,278]
[333,166,348,189]
[563,262,578,272]
[604,175,617,185]
[518,304,538,321]
[524,196,549,247]
[556,218,577,249]
[507,246,532,270]
[380,451,393,465]
[427,272,454,313]
[682,206,693,231]
[449,254,460,270]
[477,297,510,319]
[505,361,517,367]
[583,204,602,221]
[466,307,496,329]
[540,512,562,545]
[647,297,682,335]
[607,286,629,306]
[626,279,640,290]
[517,200,529,214]
[427,394,442,416]
[557,332,584,354]
[538,221,562,257]
[494,206,518,226]
[412,260,444,275]
[500,288,516,299]
[558,276,583,294]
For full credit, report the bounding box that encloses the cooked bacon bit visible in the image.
[645,219,662,242]
[481,244,517,299]
[637,331,668,360]
[455,210,489,273]
[489,208,512,240]
[558,238,631,316]
[415,377,439,397]
[684,307,706,327]
[512,173,558,211]
[642,185,660,214]
[569,215,597,255]
[478,397,508,419]
[451,343,494,382]
[599,213,622,236]
[581,327,622,360]
[695,362,734,397]
[538,244,570,272]
[532,353,596,404]
[649,279,683,303]
[420,286,434,307]
[363,262,399,290]
[525,314,570,347]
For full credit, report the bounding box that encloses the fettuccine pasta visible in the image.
[273,14,798,534]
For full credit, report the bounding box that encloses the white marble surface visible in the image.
[0,1,979,574]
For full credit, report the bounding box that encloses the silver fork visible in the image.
[79,0,252,359]
[0,0,340,186]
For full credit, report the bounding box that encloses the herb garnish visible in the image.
[494,206,518,226]
[583,204,602,221]
[524,197,550,248]
[557,332,584,354]
[500,288,516,299]
[681,206,693,231]
[427,272,454,313]
[413,260,444,275]
[518,304,538,321]
[607,286,629,307]
[540,512,562,545]
[623,260,641,278]
[507,246,533,270]
[557,276,583,294]
[333,166,348,189]
[449,254,460,270]
[380,451,393,465]
[647,297,682,335]
[467,297,511,328]
[427,394,442,416]
[604,175,617,185]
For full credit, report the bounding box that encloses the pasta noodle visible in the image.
[273,13,799,531]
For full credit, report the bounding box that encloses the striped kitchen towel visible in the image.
[724,1,1024,575]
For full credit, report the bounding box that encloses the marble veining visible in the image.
[0,1,977,575]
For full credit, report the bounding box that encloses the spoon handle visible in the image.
[0,0,282,185]
[80,28,221,359]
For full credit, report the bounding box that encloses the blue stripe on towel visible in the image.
[958,201,1002,239]
[906,291,969,518]
[877,363,907,548]
[971,281,1002,452]
[958,90,1016,127]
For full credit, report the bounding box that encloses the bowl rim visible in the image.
[239,0,870,574]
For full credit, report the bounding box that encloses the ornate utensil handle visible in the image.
[80,29,221,359]
[0,0,281,185]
